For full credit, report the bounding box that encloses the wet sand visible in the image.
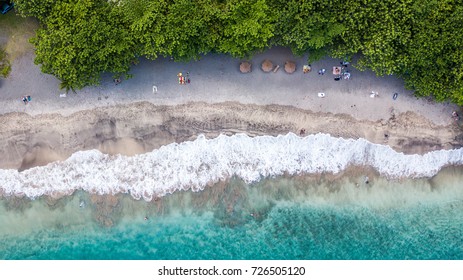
[0,101,461,170]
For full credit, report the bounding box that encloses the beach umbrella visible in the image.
[284,61,296,74]
[261,59,273,72]
[240,61,252,73]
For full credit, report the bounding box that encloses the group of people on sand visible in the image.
[334,61,350,81]
[177,72,191,85]
[306,61,350,80]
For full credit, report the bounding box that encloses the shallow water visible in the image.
[1,167,462,260]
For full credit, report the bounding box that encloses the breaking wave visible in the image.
[0,133,462,200]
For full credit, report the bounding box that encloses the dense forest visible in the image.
[13,0,463,105]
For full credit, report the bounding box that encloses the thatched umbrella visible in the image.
[284,61,296,74]
[240,61,252,73]
[261,59,273,72]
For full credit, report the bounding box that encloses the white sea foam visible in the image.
[0,133,462,200]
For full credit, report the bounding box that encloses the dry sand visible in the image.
[0,47,462,170]
[1,47,459,124]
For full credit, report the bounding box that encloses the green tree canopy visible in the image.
[120,0,221,61]
[330,0,414,75]
[402,0,463,104]
[16,0,463,105]
[118,0,168,60]
[269,0,345,59]
[217,0,274,57]
[13,0,57,21]
[31,0,137,91]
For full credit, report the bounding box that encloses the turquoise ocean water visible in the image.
[1,167,462,260]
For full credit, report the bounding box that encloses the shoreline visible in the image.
[2,164,463,228]
[1,130,462,201]
[1,101,461,171]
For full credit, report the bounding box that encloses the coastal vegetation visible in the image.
[12,0,463,105]
[0,47,11,77]
[0,6,38,78]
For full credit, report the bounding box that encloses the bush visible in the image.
[0,48,12,78]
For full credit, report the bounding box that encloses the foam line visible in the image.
[1,133,462,200]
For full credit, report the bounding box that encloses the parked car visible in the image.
[1,1,14,15]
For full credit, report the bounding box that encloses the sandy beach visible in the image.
[0,47,462,171]
[2,46,463,261]
[3,6,463,263]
